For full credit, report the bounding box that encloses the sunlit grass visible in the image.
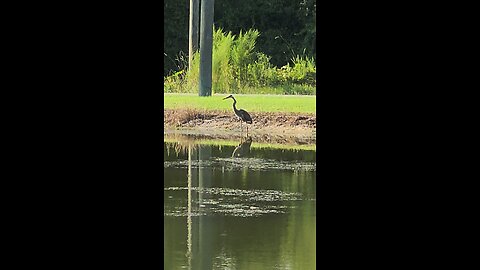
[164,93,316,114]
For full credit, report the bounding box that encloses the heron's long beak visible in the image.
[223,96,229,100]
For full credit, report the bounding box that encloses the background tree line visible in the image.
[164,0,316,76]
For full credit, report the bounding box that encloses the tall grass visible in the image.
[212,28,235,93]
[164,27,316,95]
[231,29,259,85]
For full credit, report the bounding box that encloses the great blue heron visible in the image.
[223,95,252,134]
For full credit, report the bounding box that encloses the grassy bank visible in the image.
[164,137,316,151]
[164,93,316,114]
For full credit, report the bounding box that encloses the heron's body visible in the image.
[234,109,252,124]
[223,95,252,133]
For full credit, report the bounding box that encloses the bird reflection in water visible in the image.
[232,136,253,158]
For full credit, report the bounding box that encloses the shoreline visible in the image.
[164,109,316,144]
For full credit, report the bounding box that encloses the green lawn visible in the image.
[164,93,316,114]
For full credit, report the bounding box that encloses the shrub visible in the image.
[164,27,316,95]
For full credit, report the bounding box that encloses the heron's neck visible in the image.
[231,98,238,112]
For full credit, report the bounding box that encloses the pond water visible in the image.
[164,136,316,269]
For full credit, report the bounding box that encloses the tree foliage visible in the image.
[164,0,316,76]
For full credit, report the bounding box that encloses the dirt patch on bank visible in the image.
[164,109,316,144]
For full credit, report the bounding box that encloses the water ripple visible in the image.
[164,187,305,217]
[164,157,316,171]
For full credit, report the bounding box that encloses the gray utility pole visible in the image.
[199,0,214,96]
[188,0,199,70]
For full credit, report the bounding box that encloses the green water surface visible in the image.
[164,136,316,269]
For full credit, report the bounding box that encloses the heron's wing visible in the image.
[238,109,253,123]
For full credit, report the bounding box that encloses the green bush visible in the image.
[212,28,235,93]
[164,27,316,95]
